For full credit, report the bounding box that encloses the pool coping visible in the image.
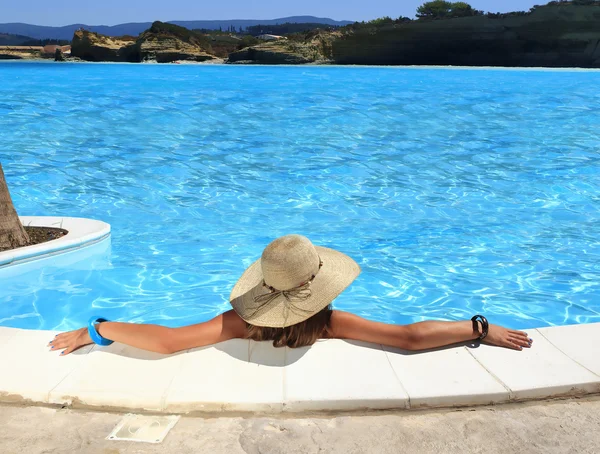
[0,322,598,414]
[0,217,598,413]
[0,216,111,268]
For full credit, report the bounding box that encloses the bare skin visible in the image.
[48,310,533,356]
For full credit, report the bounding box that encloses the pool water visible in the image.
[1,62,599,331]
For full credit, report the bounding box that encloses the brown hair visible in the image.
[245,305,332,348]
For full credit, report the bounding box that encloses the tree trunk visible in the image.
[0,163,30,250]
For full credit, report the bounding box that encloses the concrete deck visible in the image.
[1,397,599,453]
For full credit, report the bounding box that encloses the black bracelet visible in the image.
[471,315,489,341]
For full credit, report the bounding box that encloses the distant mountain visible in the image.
[0,17,353,40]
[0,32,35,45]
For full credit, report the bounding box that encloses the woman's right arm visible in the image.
[49,309,247,355]
[328,310,532,351]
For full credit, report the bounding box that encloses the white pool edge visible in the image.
[0,323,598,414]
[0,216,110,268]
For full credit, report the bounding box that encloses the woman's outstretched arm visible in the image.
[49,309,247,356]
[328,310,532,351]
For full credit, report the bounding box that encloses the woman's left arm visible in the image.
[329,310,533,351]
[49,309,247,356]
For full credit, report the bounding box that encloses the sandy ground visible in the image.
[1,397,600,453]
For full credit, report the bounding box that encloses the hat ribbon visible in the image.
[247,258,324,321]
[247,282,314,323]
[253,281,313,306]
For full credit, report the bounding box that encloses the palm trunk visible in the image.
[0,163,30,250]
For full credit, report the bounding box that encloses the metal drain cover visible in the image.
[107,414,180,443]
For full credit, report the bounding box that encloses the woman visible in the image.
[49,234,533,355]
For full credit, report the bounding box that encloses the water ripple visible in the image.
[0,62,599,330]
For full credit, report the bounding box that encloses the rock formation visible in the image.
[137,22,215,62]
[54,48,65,61]
[71,29,137,62]
[228,42,313,64]
[0,46,42,60]
[228,30,339,64]
[71,22,217,63]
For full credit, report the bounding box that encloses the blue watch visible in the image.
[87,317,114,346]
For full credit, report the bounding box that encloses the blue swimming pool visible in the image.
[1,62,599,331]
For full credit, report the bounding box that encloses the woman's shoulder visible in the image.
[328,310,403,345]
[328,310,373,338]
[221,309,249,338]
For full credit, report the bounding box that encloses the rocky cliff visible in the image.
[71,22,217,63]
[0,46,43,60]
[136,22,215,62]
[332,4,600,67]
[71,30,137,62]
[228,42,314,64]
[228,30,338,64]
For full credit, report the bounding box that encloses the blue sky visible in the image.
[4,1,541,26]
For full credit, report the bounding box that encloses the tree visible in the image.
[417,1,482,19]
[450,2,479,16]
[417,0,454,18]
[0,163,30,250]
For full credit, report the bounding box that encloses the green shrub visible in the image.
[237,35,259,49]
[148,21,195,41]
[145,21,212,51]
[114,35,137,42]
[367,16,395,26]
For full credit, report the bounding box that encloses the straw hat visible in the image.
[230,235,361,328]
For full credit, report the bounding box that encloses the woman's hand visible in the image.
[48,327,93,356]
[484,324,533,350]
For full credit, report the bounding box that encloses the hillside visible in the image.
[332,3,600,67]
[0,17,352,40]
[3,3,600,68]
[0,33,35,45]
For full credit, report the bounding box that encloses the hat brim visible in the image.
[230,246,360,328]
